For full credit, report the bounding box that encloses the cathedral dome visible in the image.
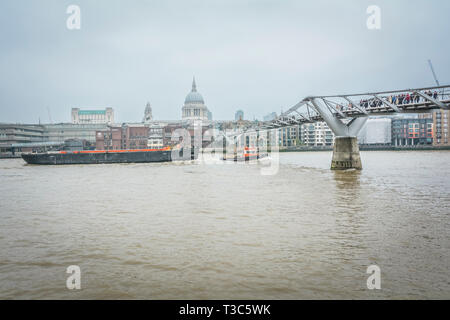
[184,78,204,104]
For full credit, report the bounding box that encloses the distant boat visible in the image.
[222,147,268,162]
[21,147,197,165]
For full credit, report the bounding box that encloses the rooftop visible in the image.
[78,110,107,115]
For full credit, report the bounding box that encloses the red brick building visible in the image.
[123,125,149,149]
[96,124,150,150]
[95,122,214,150]
[95,126,122,150]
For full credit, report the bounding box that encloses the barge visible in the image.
[21,147,197,165]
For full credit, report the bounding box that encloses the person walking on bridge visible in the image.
[405,93,411,104]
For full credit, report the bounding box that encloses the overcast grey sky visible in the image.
[0,0,449,123]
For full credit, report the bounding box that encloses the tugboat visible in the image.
[21,146,197,165]
[222,147,268,162]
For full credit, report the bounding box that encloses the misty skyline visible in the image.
[1,0,449,123]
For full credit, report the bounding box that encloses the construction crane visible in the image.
[428,59,443,99]
[428,59,440,86]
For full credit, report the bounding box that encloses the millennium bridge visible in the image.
[228,85,450,170]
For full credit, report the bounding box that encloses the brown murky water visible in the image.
[0,151,449,299]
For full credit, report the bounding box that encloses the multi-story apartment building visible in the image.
[391,117,433,146]
[147,122,165,148]
[300,122,334,146]
[433,110,449,146]
[279,125,300,147]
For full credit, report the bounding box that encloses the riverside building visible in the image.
[358,118,392,145]
[300,122,334,146]
[391,117,433,146]
[0,124,46,155]
[433,110,449,146]
[71,107,114,124]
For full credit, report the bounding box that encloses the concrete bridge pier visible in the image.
[309,98,368,170]
[331,136,362,170]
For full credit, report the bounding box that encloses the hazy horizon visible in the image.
[1,0,449,123]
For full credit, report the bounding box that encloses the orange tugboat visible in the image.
[222,147,268,162]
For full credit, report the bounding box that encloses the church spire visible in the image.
[192,77,197,92]
[143,101,152,123]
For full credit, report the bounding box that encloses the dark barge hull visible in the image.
[22,148,196,165]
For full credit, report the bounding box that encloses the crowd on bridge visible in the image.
[388,90,439,106]
[361,91,440,109]
[335,90,442,112]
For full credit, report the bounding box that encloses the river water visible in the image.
[0,151,449,299]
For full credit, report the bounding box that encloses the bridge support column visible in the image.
[309,98,367,170]
[331,136,362,170]
[223,134,227,158]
